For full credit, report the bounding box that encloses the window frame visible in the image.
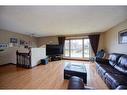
[64,38,90,59]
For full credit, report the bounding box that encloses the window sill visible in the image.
[63,57,89,61]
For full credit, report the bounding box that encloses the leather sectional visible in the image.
[96,53,127,89]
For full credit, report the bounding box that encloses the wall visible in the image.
[104,19,127,54]
[31,48,46,67]
[37,36,58,47]
[98,33,105,51]
[0,29,37,65]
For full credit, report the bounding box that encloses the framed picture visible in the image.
[20,40,25,45]
[10,38,18,43]
[118,29,127,44]
[0,43,8,49]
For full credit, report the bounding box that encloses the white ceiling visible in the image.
[0,6,127,37]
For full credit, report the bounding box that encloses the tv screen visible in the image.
[46,44,63,56]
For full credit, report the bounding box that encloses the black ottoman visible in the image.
[68,76,94,89]
[64,63,87,84]
[68,76,85,89]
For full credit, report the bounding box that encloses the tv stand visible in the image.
[49,55,62,61]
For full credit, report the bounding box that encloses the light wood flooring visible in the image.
[0,60,108,89]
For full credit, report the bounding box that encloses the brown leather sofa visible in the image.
[96,53,127,89]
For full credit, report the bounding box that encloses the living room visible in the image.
[0,4,127,94]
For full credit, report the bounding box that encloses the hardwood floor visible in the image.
[0,60,108,89]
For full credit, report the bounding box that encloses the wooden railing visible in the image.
[16,50,31,68]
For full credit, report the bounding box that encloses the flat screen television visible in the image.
[46,44,63,56]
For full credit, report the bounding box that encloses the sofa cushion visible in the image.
[114,55,127,75]
[96,59,110,69]
[99,64,121,75]
[116,85,127,89]
[105,73,127,89]
[97,63,121,81]
[97,67,106,80]
[96,62,101,69]
[108,53,123,66]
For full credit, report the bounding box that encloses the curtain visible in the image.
[58,36,65,45]
[88,34,100,55]
[58,36,65,54]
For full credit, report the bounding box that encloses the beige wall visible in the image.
[31,48,46,67]
[37,36,58,47]
[98,33,105,51]
[0,30,37,65]
[104,19,127,54]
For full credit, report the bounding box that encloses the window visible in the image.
[70,39,83,58]
[64,40,69,57]
[64,38,90,59]
[84,39,90,58]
